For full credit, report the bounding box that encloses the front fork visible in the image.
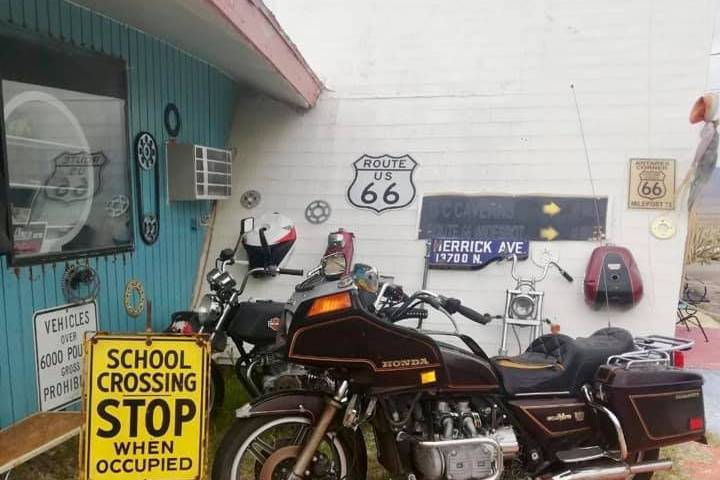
[288,381,350,480]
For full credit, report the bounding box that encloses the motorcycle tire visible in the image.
[210,361,225,414]
[629,449,660,480]
[211,416,367,480]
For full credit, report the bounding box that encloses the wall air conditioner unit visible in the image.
[167,143,233,201]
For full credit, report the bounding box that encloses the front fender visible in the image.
[235,390,330,423]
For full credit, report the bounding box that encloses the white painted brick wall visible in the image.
[205,0,715,355]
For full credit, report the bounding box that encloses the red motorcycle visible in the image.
[213,257,705,480]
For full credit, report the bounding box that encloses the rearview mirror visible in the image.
[321,252,347,279]
[240,217,255,235]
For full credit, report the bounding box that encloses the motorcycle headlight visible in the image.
[352,263,379,294]
[510,294,535,319]
[197,294,222,324]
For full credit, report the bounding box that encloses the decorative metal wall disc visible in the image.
[134,131,157,170]
[240,189,262,209]
[105,194,130,217]
[124,279,146,317]
[305,200,332,224]
[651,216,676,239]
[141,214,159,244]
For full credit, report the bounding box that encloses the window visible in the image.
[0,31,132,265]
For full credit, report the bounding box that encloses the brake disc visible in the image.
[259,446,302,480]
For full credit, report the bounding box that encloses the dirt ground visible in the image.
[7,368,719,480]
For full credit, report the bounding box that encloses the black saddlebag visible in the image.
[594,365,705,452]
[228,301,284,346]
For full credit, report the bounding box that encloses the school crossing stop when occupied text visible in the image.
[81,335,209,480]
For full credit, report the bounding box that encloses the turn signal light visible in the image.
[420,370,437,385]
[308,292,352,317]
[689,416,704,431]
[673,351,685,368]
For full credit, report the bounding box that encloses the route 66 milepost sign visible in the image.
[628,158,675,210]
[347,154,418,213]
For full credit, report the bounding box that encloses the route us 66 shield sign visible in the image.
[347,154,418,213]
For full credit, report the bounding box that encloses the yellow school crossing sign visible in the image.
[80,334,210,480]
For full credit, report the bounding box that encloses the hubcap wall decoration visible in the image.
[241,189,262,209]
[141,214,159,244]
[135,131,157,170]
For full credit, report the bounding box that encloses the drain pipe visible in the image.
[191,201,218,308]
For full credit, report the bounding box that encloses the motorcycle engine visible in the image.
[410,399,519,480]
[261,362,307,392]
[258,357,334,394]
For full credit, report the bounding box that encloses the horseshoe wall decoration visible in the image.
[134,131,161,245]
[124,279,146,317]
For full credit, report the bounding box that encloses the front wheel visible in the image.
[210,361,225,413]
[212,416,366,480]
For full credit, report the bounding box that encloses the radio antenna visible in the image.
[571,84,612,318]
[570,84,604,239]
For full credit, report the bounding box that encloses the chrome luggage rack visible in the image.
[607,335,694,369]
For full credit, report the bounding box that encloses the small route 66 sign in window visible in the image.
[347,154,418,214]
[628,158,675,210]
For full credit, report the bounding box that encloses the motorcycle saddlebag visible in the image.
[594,365,705,452]
[228,301,285,346]
[584,245,643,308]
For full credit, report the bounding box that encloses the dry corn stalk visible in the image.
[686,210,720,264]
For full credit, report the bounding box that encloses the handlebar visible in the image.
[443,297,496,325]
[504,254,573,284]
[390,308,428,322]
[456,304,493,325]
[384,289,499,329]
[554,264,574,282]
[211,262,304,299]
[278,268,304,276]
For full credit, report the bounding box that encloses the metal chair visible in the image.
[677,283,710,342]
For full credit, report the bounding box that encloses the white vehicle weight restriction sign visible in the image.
[33,300,98,411]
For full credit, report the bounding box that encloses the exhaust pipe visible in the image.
[551,459,672,480]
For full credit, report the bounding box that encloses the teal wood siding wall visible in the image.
[0,0,238,427]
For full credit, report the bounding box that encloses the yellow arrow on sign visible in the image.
[540,226,559,241]
[543,201,562,216]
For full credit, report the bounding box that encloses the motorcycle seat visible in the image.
[491,327,634,396]
[228,301,285,346]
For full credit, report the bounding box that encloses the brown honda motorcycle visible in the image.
[213,258,706,480]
